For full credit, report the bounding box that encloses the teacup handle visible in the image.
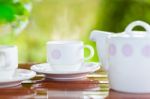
[0,52,8,69]
[125,20,150,37]
[84,45,94,61]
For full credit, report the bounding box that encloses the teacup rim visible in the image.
[47,40,83,45]
[0,45,17,49]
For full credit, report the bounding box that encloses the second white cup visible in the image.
[47,40,94,72]
[0,45,18,80]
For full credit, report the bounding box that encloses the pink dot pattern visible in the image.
[51,49,61,59]
[142,45,150,58]
[122,44,133,57]
[108,43,150,58]
[109,44,116,56]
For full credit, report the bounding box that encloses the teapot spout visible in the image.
[90,30,111,71]
[90,30,111,41]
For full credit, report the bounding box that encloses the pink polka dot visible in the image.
[122,44,133,57]
[109,44,116,56]
[142,45,150,58]
[51,49,61,59]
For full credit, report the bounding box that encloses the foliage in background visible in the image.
[16,0,100,63]
[0,0,31,35]
[1,0,150,63]
[0,0,31,63]
[0,0,30,23]
[95,0,150,32]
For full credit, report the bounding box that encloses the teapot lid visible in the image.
[111,21,150,38]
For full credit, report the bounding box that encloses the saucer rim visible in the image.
[31,62,100,75]
[0,69,36,83]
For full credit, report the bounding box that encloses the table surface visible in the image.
[0,63,150,99]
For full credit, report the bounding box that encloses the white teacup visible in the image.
[0,46,18,80]
[47,40,94,72]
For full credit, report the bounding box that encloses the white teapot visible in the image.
[90,21,150,93]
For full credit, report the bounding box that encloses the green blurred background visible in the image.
[0,0,150,63]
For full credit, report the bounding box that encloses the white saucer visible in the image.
[0,69,36,88]
[31,62,100,81]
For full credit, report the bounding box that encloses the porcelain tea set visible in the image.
[0,20,150,93]
[0,40,100,87]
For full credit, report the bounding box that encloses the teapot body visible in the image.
[90,21,150,93]
[108,37,150,93]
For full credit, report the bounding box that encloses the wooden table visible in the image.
[0,64,150,99]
